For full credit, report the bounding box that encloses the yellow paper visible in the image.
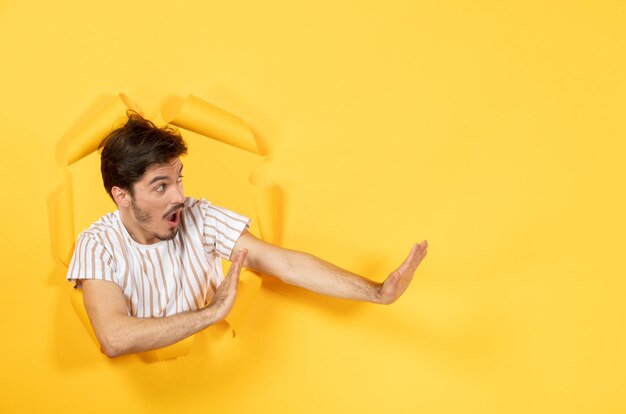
[3,3,625,411]
[52,175,75,267]
[118,93,144,116]
[140,336,195,362]
[65,94,130,166]
[253,183,283,245]
[223,269,263,333]
[162,94,264,155]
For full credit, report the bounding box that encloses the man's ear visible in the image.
[111,186,130,207]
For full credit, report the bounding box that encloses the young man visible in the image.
[67,112,429,358]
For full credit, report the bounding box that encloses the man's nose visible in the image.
[172,183,185,204]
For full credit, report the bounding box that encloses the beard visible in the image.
[156,230,179,241]
[130,198,179,241]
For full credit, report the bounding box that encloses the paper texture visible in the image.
[53,175,75,267]
[140,336,194,363]
[254,183,283,245]
[65,94,129,166]
[163,94,264,155]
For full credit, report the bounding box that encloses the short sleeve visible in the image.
[66,233,116,287]
[202,201,251,260]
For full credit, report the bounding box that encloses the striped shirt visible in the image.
[66,197,250,318]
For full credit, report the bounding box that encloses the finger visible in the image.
[397,247,417,270]
[231,249,248,267]
[407,244,423,265]
[415,240,428,252]
[412,241,427,257]
[234,248,248,266]
[227,249,248,278]
[227,262,242,280]
[405,244,419,261]
[402,244,425,273]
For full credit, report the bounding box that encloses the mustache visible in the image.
[163,203,185,219]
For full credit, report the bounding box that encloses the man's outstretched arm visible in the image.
[81,249,248,358]
[231,230,428,304]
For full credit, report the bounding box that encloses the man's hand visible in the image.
[207,248,248,322]
[378,240,428,305]
[81,248,249,357]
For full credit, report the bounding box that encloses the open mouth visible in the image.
[165,209,181,226]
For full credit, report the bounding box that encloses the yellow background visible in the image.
[1,1,625,413]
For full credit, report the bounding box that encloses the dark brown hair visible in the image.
[99,111,188,200]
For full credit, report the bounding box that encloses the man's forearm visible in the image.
[276,250,383,303]
[99,306,218,357]
[86,249,247,358]
[235,232,427,305]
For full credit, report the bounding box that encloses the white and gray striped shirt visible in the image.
[66,197,250,318]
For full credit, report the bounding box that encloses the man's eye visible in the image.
[177,175,184,183]
[156,184,165,192]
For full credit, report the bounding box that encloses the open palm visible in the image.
[379,241,428,304]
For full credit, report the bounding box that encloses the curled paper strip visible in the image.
[54,94,130,266]
[140,334,194,363]
[53,175,75,267]
[54,93,282,361]
[66,95,129,166]
[252,183,283,245]
[163,94,265,155]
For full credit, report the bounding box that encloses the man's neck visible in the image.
[118,208,159,245]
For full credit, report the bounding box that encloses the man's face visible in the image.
[124,158,185,244]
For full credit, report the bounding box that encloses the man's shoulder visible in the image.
[182,197,215,219]
[79,211,122,242]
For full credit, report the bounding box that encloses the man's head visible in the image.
[99,112,188,244]
[100,111,188,199]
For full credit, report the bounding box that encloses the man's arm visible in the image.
[231,230,428,305]
[82,249,248,358]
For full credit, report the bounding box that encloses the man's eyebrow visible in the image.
[149,175,169,185]
[148,164,184,185]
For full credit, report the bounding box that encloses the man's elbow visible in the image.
[98,331,131,358]
[101,344,121,358]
